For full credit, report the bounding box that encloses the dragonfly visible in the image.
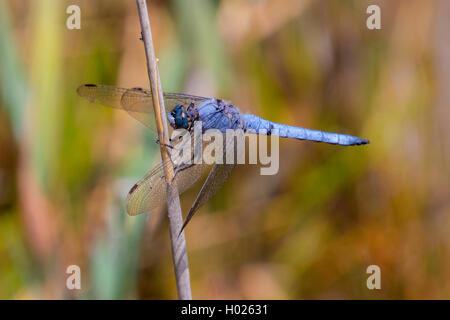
[77,84,369,233]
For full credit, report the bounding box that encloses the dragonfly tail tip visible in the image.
[360,138,370,145]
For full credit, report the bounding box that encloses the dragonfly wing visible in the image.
[179,131,240,233]
[120,89,210,131]
[180,163,235,234]
[126,160,211,215]
[77,84,129,108]
[77,84,210,131]
[126,134,210,215]
[126,161,167,215]
[77,84,157,130]
[162,92,211,111]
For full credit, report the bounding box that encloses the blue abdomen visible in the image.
[241,114,369,146]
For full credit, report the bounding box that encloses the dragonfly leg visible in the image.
[154,140,181,176]
[155,139,175,149]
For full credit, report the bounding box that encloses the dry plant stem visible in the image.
[136,0,192,300]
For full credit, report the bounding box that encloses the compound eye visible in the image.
[171,104,182,116]
[172,106,189,129]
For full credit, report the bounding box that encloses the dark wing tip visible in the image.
[128,183,139,195]
[76,84,96,102]
[77,84,97,92]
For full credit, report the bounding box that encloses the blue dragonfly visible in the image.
[77,84,369,232]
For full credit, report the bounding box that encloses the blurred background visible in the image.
[0,0,449,299]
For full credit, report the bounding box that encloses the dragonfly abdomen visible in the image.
[241,114,369,146]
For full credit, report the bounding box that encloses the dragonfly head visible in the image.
[169,104,190,130]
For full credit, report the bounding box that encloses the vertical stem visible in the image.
[136,0,192,300]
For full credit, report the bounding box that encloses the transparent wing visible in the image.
[120,88,210,131]
[126,132,210,216]
[179,131,241,232]
[179,163,235,233]
[126,160,210,216]
[128,130,239,224]
[77,84,210,131]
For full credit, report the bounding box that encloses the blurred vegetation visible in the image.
[0,0,449,299]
